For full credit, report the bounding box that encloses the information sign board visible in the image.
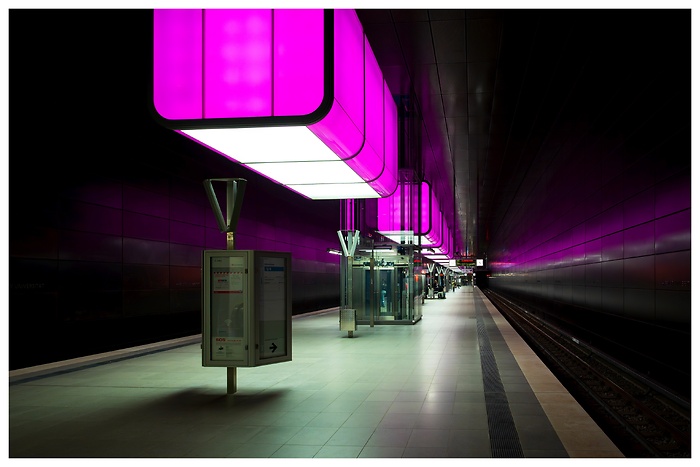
[202,250,292,368]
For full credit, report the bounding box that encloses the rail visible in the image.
[482,289,690,458]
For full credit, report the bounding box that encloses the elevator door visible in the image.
[377,268,392,320]
[351,261,416,324]
[377,266,410,321]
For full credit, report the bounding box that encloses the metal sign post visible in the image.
[338,230,360,337]
[203,178,247,395]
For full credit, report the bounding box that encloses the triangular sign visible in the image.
[203,178,247,234]
[337,230,360,257]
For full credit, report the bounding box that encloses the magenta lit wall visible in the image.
[485,80,690,392]
[9,10,341,371]
[488,147,690,327]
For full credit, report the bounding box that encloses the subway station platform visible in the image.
[8,287,623,458]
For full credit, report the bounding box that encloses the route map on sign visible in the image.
[210,255,247,362]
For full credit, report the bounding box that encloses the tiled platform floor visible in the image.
[8,287,623,458]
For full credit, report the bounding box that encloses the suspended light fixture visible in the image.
[376,180,446,247]
[376,176,418,244]
[423,218,453,261]
[152,9,398,200]
[419,181,445,248]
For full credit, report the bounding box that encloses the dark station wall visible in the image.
[8,10,341,370]
[485,12,690,396]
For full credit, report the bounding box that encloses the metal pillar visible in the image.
[226,230,236,394]
[369,256,375,328]
[338,230,360,337]
[204,178,246,395]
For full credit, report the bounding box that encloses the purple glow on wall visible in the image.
[153,8,398,200]
[488,168,690,325]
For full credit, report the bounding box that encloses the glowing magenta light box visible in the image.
[377,180,443,245]
[152,9,398,200]
[376,180,419,241]
[421,182,444,247]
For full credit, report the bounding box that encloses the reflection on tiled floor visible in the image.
[9,287,623,458]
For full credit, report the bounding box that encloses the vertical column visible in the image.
[203,178,247,396]
[226,231,236,395]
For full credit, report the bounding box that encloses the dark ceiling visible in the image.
[355,9,690,259]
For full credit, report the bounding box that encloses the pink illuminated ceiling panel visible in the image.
[423,212,442,247]
[204,10,272,118]
[376,185,402,232]
[307,9,364,161]
[345,37,384,183]
[274,9,325,116]
[153,9,202,120]
[328,9,364,144]
[422,186,443,247]
[410,181,420,234]
[376,180,414,235]
[306,99,363,163]
[420,182,432,236]
[423,220,448,253]
[372,80,399,197]
[154,9,330,124]
[152,9,398,200]
[363,39,383,164]
[442,224,452,256]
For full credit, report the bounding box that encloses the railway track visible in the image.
[482,289,691,458]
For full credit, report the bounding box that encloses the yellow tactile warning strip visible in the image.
[476,288,625,458]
